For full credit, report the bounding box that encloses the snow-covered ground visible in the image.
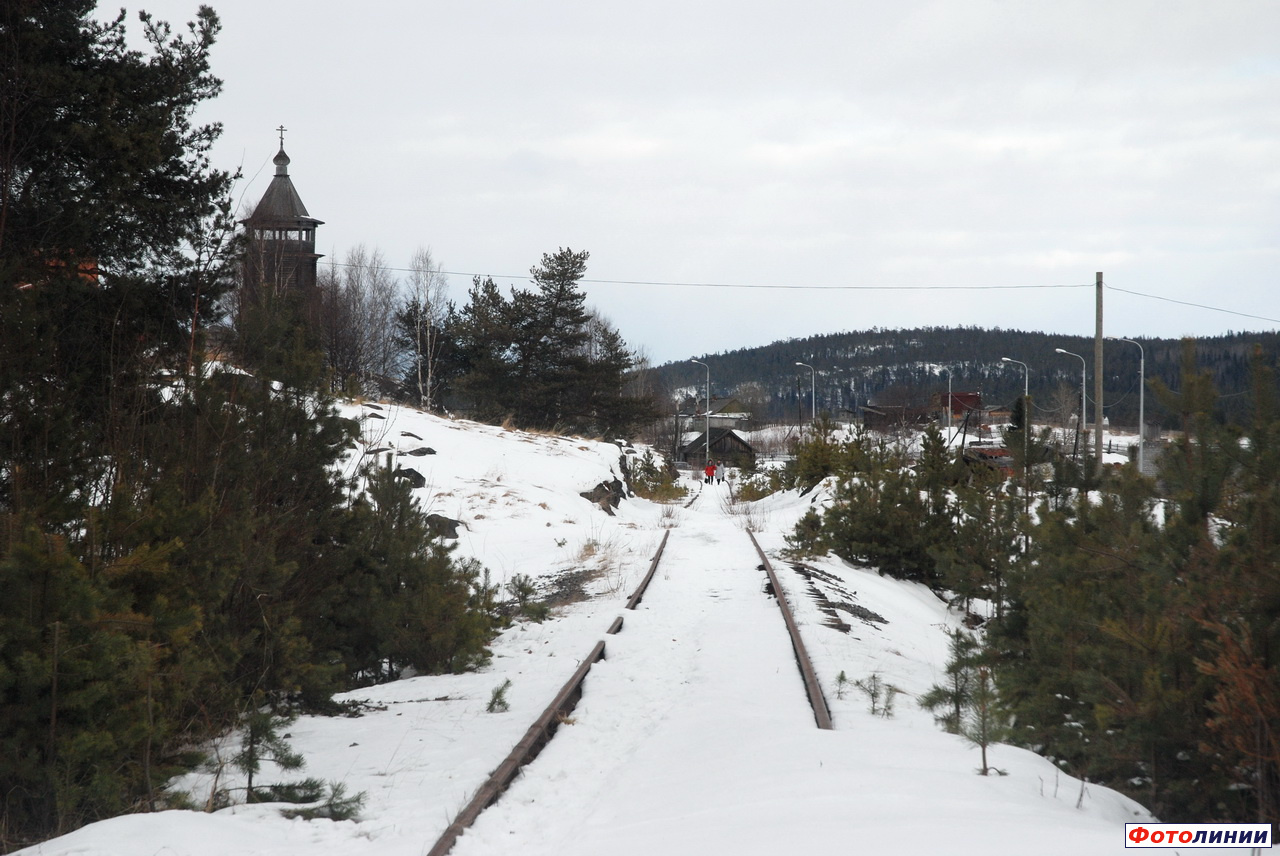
[17,404,1226,856]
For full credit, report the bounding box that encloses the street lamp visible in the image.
[940,367,954,441]
[1109,337,1145,474]
[690,359,710,467]
[1001,355,1030,468]
[1002,356,1032,539]
[795,361,816,428]
[1055,348,1087,460]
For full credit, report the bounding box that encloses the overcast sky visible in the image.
[125,0,1280,364]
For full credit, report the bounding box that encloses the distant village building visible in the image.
[707,398,752,431]
[677,397,756,466]
[681,427,755,468]
[861,404,932,433]
[933,391,983,422]
[240,129,323,316]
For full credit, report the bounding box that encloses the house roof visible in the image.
[243,148,323,228]
[709,398,751,418]
[684,427,754,451]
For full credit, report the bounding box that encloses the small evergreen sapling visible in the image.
[853,672,898,717]
[229,705,368,817]
[962,666,1007,776]
[506,574,550,623]
[918,629,980,734]
[232,708,305,802]
[487,679,513,713]
[281,782,368,821]
[918,630,1007,774]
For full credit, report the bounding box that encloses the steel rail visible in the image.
[746,529,834,730]
[624,529,670,611]
[426,529,670,856]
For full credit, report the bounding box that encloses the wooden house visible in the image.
[932,391,983,422]
[681,427,755,468]
[707,398,752,430]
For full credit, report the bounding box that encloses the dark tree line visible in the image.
[652,326,1280,428]
[1,5,494,845]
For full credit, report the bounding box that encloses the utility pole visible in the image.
[1094,272,1104,464]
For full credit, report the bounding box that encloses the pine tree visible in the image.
[452,252,652,434]
[792,438,940,585]
[990,347,1276,821]
[518,248,592,426]
[1,4,238,844]
[1194,349,1280,824]
[930,470,1019,619]
[454,276,521,422]
[919,629,981,734]
[232,705,305,802]
[963,666,1006,776]
[307,465,495,683]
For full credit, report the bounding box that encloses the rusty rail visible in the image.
[747,529,833,730]
[426,530,671,856]
[624,529,669,611]
[425,638,604,856]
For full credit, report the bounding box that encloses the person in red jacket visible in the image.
[703,461,715,484]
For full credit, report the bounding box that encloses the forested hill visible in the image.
[649,327,1280,428]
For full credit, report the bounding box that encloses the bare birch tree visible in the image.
[319,244,401,392]
[399,247,450,410]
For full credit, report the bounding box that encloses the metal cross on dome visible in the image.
[276,125,287,148]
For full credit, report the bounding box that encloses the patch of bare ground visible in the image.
[540,566,604,609]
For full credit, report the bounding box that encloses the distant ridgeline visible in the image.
[654,327,1280,428]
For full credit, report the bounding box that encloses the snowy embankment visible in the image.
[20,403,1218,856]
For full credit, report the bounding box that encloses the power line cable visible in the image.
[313,258,1277,326]
[1105,283,1280,325]
[320,259,1096,292]
[499,278,1092,291]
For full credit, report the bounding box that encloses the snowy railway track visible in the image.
[748,530,833,730]
[426,526,828,856]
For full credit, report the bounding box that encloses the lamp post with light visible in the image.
[1001,356,1030,447]
[796,361,816,430]
[690,359,710,467]
[1002,356,1032,544]
[940,367,956,443]
[998,353,1029,463]
[1109,337,1145,474]
[1055,348,1087,461]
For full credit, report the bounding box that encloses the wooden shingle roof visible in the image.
[243,148,323,229]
